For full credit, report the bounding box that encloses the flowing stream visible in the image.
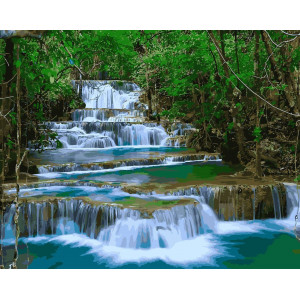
[1,80,300,269]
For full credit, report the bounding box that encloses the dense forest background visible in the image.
[0,30,300,192]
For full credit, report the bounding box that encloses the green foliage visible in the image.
[9,112,17,125]
[161,100,194,121]
[288,120,296,128]
[6,134,14,149]
[235,102,243,111]
[294,175,300,183]
[69,100,77,109]
[15,59,21,68]
[228,122,234,132]
[56,140,63,149]
[259,109,264,117]
[253,126,262,143]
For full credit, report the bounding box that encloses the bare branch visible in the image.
[0,96,14,100]
[262,31,298,77]
[281,30,300,37]
[15,150,29,172]
[1,74,17,85]
[0,110,11,125]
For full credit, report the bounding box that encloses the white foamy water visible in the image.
[50,232,223,267]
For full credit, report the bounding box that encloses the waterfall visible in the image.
[252,188,256,220]
[48,122,168,148]
[284,183,300,218]
[2,200,122,240]
[1,199,219,249]
[33,80,195,149]
[72,109,145,123]
[271,186,282,219]
[42,80,167,148]
[158,184,293,221]
[72,80,142,109]
[98,204,211,249]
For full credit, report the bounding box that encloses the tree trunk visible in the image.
[234,30,241,90]
[12,43,21,269]
[145,69,152,118]
[234,31,240,74]
[147,88,153,118]
[197,76,209,147]
[0,38,14,197]
[254,31,262,178]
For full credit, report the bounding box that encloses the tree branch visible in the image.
[15,150,29,172]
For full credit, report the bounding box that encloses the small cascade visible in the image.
[163,123,195,147]
[170,123,191,136]
[72,109,145,123]
[271,186,282,219]
[46,122,168,148]
[284,183,300,218]
[252,188,256,220]
[73,80,141,110]
[156,184,292,221]
[2,200,122,240]
[164,137,185,147]
[98,204,215,249]
[1,199,218,249]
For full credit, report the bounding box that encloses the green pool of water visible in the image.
[39,161,235,185]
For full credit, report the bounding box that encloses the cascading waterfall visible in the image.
[252,187,256,221]
[72,109,145,123]
[271,186,282,219]
[74,80,141,110]
[153,184,295,221]
[2,200,122,239]
[162,123,195,147]
[284,183,300,218]
[46,122,168,148]
[98,204,210,249]
[41,80,174,148]
[1,199,218,249]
